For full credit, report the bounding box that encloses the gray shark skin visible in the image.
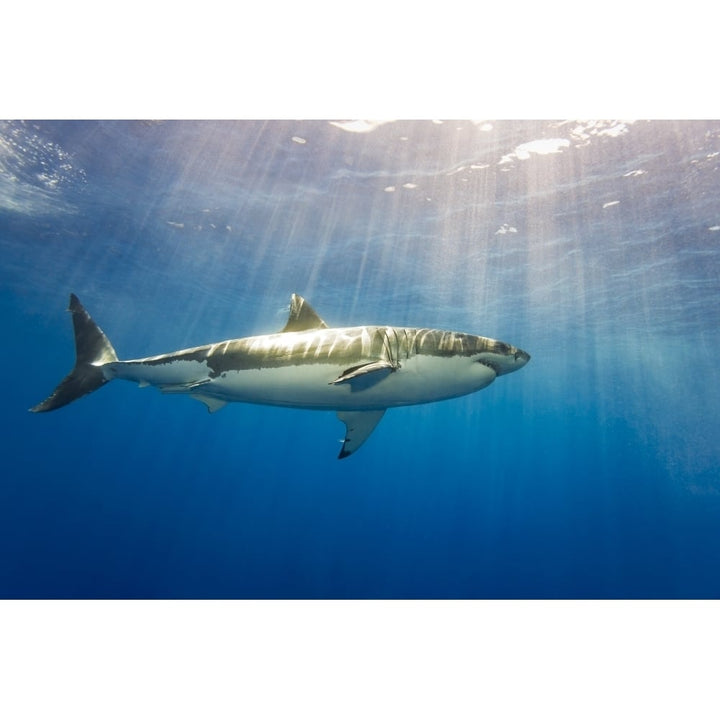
[31,294,530,458]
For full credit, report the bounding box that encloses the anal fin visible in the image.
[337,409,386,459]
[191,394,227,414]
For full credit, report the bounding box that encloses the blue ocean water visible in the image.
[1,119,719,599]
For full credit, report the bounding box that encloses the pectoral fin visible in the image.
[337,409,386,459]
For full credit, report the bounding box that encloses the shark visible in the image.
[31,293,530,458]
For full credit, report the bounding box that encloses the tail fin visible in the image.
[30,294,118,413]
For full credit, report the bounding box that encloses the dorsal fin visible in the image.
[281,294,328,332]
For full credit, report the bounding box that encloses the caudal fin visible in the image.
[30,294,118,413]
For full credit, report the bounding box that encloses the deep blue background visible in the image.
[1,119,719,598]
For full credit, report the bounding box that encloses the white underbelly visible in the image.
[106,354,496,411]
[205,355,495,410]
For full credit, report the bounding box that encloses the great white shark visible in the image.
[31,294,530,458]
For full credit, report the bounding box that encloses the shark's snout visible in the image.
[491,345,530,375]
[476,343,530,376]
[515,348,531,366]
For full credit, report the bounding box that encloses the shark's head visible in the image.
[415,329,530,395]
[470,336,531,377]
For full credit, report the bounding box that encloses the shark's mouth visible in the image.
[476,359,500,375]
